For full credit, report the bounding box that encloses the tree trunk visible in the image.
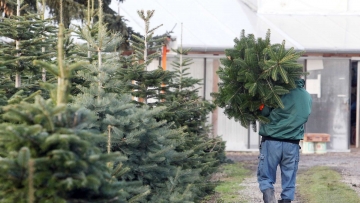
[15,0,21,88]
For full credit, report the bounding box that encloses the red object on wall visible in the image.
[161,37,171,70]
[162,45,167,70]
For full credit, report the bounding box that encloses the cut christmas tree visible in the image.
[212,30,306,130]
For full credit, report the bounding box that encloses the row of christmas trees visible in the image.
[0,0,226,202]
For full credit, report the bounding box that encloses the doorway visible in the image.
[351,61,358,147]
[305,58,350,152]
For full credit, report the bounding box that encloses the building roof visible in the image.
[112,0,360,53]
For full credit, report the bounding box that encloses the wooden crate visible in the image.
[314,142,327,154]
[301,141,315,154]
[303,133,330,142]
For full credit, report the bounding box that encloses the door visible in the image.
[305,59,351,152]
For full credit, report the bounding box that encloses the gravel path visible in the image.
[227,148,360,202]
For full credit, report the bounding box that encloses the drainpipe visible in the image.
[203,58,207,100]
[212,59,220,138]
[162,45,167,70]
[162,36,170,71]
[160,37,170,100]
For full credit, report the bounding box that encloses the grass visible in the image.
[297,166,360,203]
[202,162,251,203]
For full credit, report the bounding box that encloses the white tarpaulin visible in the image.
[111,0,360,53]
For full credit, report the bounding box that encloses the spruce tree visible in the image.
[212,30,305,129]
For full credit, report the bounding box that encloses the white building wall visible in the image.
[146,60,160,71]
[217,108,250,151]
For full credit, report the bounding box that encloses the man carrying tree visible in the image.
[257,79,312,203]
[212,30,312,202]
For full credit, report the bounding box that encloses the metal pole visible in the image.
[247,124,250,149]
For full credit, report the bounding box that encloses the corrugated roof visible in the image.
[112,0,360,53]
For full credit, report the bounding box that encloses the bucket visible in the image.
[302,141,314,154]
[314,142,327,154]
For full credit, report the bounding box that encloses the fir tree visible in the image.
[163,46,215,136]
[212,30,305,129]
[19,0,132,50]
[0,0,57,96]
[73,0,151,201]
[156,38,226,200]
[117,12,226,201]
[0,1,129,201]
[74,7,201,202]
[0,94,128,202]
[117,10,172,107]
[0,89,6,123]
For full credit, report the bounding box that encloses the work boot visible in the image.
[278,200,291,203]
[262,188,276,203]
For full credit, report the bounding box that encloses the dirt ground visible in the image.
[226,148,360,203]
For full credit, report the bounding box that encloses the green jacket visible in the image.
[259,79,312,140]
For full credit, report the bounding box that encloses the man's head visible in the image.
[295,79,305,88]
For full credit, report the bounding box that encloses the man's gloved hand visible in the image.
[259,103,265,111]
